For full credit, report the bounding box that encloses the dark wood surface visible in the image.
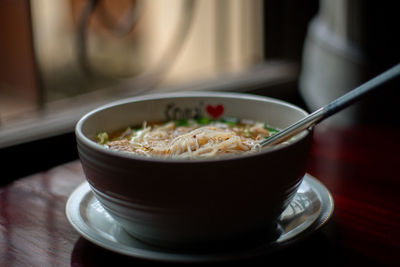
[1,125,399,266]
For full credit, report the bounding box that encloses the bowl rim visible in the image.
[75,91,312,164]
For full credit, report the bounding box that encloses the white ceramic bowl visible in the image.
[75,91,312,249]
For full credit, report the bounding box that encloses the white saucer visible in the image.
[66,174,333,263]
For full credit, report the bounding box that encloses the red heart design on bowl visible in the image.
[206,104,224,119]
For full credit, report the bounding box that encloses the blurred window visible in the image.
[0,0,317,147]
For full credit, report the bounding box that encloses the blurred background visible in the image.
[0,0,399,181]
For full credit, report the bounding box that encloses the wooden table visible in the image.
[1,125,399,266]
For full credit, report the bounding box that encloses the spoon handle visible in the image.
[260,63,400,147]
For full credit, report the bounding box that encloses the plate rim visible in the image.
[65,173,334,263]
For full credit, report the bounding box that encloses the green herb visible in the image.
[264,124,278,134]
[219,116,239,126]
[196,117,211,125]
[96,132,109,144]
[244,128,251,137]
[176,119,189,126]
[131,126,142,131]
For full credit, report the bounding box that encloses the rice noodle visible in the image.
[104,120,270,159]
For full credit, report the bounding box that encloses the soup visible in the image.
[95,117,278,158]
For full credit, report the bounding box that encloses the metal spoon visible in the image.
[260,63,400,147]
